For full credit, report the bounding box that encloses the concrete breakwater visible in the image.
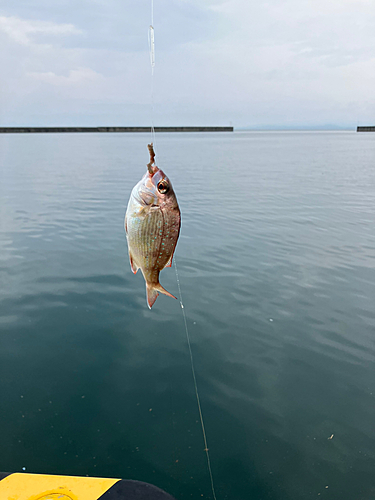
[357,126,375,132]
[0,126,233,133]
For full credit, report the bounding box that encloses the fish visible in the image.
[124,144,181,309]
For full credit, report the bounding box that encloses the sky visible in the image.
[0,0,374,128]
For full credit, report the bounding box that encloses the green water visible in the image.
[0,131,374,499]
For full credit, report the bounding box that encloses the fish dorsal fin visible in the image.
[165,253,173,268]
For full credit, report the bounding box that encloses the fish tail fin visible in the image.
[155,283,177,300]
[146,283,159,309]
[146,282,177,309]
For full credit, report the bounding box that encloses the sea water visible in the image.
[0,131,374,499]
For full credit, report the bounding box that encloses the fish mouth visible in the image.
[147,165,159,177]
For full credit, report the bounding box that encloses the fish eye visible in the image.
[157,180,169,194]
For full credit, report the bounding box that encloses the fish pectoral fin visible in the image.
[146,282,177,309]
[129,253,138,274]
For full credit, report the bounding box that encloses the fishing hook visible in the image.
[147,143,155,174]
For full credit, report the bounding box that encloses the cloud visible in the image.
[27,67,104,86]
[0,15,82,46]
[0,1,374,127]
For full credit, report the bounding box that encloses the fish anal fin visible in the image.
[146,282,177,309]
[129,252,138,274]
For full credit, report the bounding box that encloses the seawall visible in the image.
[0,126,233,133]
[357,126,375,132]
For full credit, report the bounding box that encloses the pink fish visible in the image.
[125,144,181,309]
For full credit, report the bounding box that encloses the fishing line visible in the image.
[174,259,218,500]
[148,0,156,153]
[148,2,217,498]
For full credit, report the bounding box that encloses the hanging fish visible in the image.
[125,144,181,309]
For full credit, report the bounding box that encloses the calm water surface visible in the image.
[0,131,374,499]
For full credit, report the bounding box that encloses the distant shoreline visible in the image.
[0,126,233,134]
